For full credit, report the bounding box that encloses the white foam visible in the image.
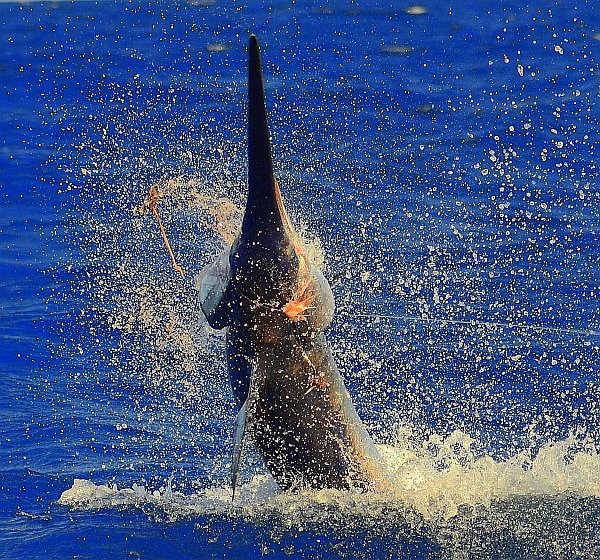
[380,430,600,520]
[58,431,600,524]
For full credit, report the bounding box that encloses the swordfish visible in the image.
[199,34,387,495]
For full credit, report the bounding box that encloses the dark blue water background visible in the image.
[1,1,599,558]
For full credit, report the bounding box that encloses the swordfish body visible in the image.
[199,35,386,494]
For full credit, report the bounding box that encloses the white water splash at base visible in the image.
[58,431,600,525]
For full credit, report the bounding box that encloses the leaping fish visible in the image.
[199,34,388,497]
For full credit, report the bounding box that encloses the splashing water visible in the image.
[57,162,600,553]
[50,23,600,557]
[59,431,600,519]
[58,432,600,559]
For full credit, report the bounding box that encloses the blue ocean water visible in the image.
[1,0,599,558]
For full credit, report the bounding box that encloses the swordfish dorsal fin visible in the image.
[199,34,288,328]
[239,34,288,252]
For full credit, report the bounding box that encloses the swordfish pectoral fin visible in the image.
[231,397,248,501]
[199,249,233,329]
[230,361,262,501]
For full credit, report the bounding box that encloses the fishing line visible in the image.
[338,311,600,338]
